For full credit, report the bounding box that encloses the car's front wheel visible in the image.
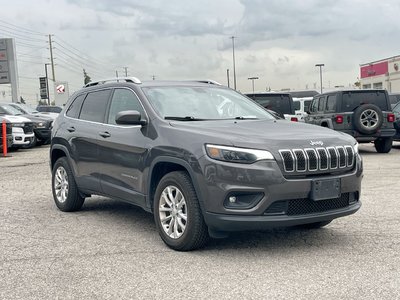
[52,157,85,212]
[154,171,209,251]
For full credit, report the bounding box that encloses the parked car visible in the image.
[36,105,62,114]
[0,103,52,147]
[9,103,59,120]
[0,116,13,150]
[50,77,362,251]
[245,92,298,121]
[292,97,313,122]
[392,101,400,141]
[305,89,396,153]
[0,105,34,149]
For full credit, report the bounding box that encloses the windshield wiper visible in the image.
[165,116,206,121]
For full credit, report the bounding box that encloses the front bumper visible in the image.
[34,128,51,141]
[196,153,363,232]
[204,202,361,231]
[12,132,34,146]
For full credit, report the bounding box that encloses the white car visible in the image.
[0,114,35,148]
[292,97,314,122]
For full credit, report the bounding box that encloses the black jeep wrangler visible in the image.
[306,89,396,153]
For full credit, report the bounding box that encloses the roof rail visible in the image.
[195,80,222,86]
[84,77,142,88]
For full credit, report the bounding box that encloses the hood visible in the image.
[33,112,58,120]
[169,119,356,152]
[20,114,52,123]
[2,115,32,123]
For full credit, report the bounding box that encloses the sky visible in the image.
[1,0,400,104]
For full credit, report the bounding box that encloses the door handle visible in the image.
[67,126,75,132]
[99,131,111,138]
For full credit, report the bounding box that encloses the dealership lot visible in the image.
[0,144,399,299]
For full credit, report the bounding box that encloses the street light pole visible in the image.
[315,63,325,94]
[230,36,237,90]
[248,77,259,93]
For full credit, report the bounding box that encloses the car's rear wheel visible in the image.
[374,137,393,153]
[52,157,84,212]
[154,171,209,251]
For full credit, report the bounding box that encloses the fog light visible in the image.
[229,196,237,203]
[224,192,264,209]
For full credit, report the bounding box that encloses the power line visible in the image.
[0,28,47,43]
[0,20,45,36]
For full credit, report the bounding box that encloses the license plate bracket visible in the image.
[310,178,341,201]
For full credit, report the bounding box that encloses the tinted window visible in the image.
[341,91,389,112]
[293,101,300,110]
[66,94,85,118]
[247,94,293,116]
[317,97,325,111]
[310,99,318,112]
[79,90,111,122]
[326,95,336,112]
[304,100,312,112]
[108,89,145,125]
[393,103,400,113]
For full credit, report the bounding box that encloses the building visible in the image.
[360,55,400,92]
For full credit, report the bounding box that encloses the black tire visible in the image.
[153,171,209,251]
[51,157,84,212]
[297,220,332,229]
[353,104,383,134]
[374,137,393,153]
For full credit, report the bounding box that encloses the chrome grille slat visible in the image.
[279,145,354,174]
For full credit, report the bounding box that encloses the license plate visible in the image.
[310,178,341,201]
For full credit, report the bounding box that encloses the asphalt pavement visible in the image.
[0,143,399,299]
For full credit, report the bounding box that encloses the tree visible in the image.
[83,69,91,85]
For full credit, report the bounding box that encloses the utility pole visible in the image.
[315,63,324,94]
[44,63,51,105]
[230,36,237,90]
[248,77,259,93]
[226,69,230,88]
[123,67,128,77]
[48,35,56,82]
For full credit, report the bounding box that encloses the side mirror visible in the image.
[115,110,147,125]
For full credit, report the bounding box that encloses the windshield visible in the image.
[342,91,389,111]
[142,86,275,120]
[0,104,23,115]
[18,103,38,114]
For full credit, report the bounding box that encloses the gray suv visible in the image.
[306,89,396,153]
[50,78,362,250]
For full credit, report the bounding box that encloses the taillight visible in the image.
[290,117,298,122]
[387,113,395,122]
[335,115,344,124]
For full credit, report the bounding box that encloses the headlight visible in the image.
[205,144,274,164]
[35,122,45,128]
[12,123,24,127]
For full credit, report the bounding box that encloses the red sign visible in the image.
[360,61,388,79]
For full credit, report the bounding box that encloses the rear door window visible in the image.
[326,95,337,112]
[79,89,111,123]
[342,91,389,111]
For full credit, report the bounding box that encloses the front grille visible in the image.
[23,123,34,134]
[279,145,354,174]
[264,193,354,216]
[6,123,12,134]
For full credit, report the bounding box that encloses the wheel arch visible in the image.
[147,156,204,213]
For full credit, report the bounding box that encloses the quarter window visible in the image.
[79,90,111,123]
[107,89,145,125]
[326,95,337,112]
[66,94,85,118]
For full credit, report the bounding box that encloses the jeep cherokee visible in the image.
[50,78,362,251]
